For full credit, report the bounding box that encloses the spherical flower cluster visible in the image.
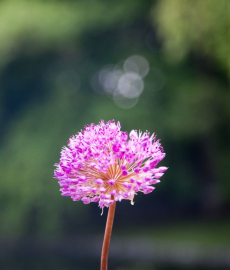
[54,120,167,209]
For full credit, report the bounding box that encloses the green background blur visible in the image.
[0,0,229,269]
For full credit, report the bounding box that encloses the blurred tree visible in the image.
[0,0,144,67]
[152,0,230,77]
[152,0,230,215]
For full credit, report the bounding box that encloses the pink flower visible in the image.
[54,120,167,209]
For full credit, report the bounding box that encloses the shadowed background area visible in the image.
[0,0,229,269]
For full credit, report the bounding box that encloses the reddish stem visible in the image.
[100,200,116,270]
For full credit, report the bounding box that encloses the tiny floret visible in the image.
[54,120,167,209]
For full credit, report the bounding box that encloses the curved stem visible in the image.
[100,200,116,270]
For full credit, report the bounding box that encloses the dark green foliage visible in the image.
[0,0,229,243]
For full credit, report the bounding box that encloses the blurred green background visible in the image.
[0,0,229,269]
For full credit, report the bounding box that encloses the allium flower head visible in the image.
[54,120,167,209]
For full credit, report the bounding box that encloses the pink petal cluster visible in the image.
[54,120,167,209]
